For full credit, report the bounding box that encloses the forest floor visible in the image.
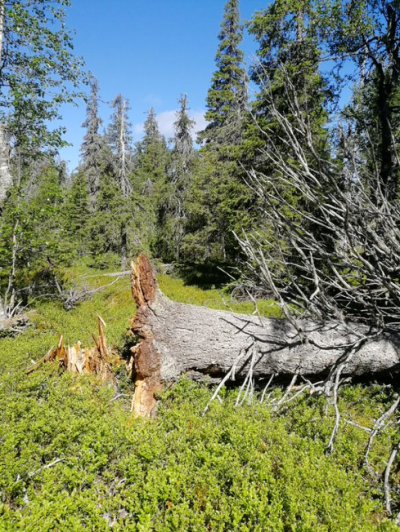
[0,263,399,531]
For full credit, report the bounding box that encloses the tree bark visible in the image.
[129,255,400,416]
[0,4,12,206]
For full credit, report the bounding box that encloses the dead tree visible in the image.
[26,316,116,381]
[128,255,400,417]
[27,252,400,514]
[233,66,400,514]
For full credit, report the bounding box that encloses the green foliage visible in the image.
[0,266,398,530]
[107,94,134,197]
[155,95,196,262]
[1,0,86,152]
[88,171,126,258]
[132,108,170,254]
[0,161,74,304]
[201,0,247,145]
[182,146,255,266]
[179,1,253,269]
[158,274,282,318]
[80,76,104,198]
[63,171,91,257]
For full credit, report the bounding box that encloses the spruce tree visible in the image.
[134,108,168,190]
[80,77,104,200]
[247,0,329,154]
[156,95,195,261]
[107,94,134,197]
[64,171,90,258]
[182,0,253,268]
[172,95,195,172]
[201,0,248,145]
[244,0,333,290]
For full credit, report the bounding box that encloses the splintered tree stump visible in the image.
[129,254,400,416]
[26,316,116,381]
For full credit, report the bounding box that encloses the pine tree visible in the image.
[107,94,134,197]
[80,77,104,200]
[201,0,248,145]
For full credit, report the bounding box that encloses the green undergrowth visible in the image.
[158,274,283,318]
[0,264,398,530]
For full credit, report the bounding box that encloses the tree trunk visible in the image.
[129,255,400,416]
[0,125,12,205]
[0,5,12,206]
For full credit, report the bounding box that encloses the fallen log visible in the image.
[129,254,400,416]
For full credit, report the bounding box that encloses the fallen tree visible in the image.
[0,313,29,337]
[128,254,400,417]
[26,254,400,516]
[129,253,400,516]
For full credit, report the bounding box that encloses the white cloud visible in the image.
[190,111,208,137]
[156,110,177,139]
[134,109,207,142]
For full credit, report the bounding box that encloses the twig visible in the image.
[272,374,298,409]
[110,393,131,402]
[365,395,400,465]
[384,442,400,516]
[27,458,66,479]
[260,373,276,403]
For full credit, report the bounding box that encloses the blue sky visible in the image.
[59,0,265,171]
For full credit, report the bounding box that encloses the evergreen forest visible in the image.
[1,0,400,529]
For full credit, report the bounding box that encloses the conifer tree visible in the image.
[201,0,248,145]
[243,0,333,288]
[107,94,134,197]
[157,95,195,261]
[87,169,126,266]
[64,171,90,257]
[247,0,329,154]
[135,108,168,188]
[182,1,253,268]
[172,95,195,172]
[80,77,104,200]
